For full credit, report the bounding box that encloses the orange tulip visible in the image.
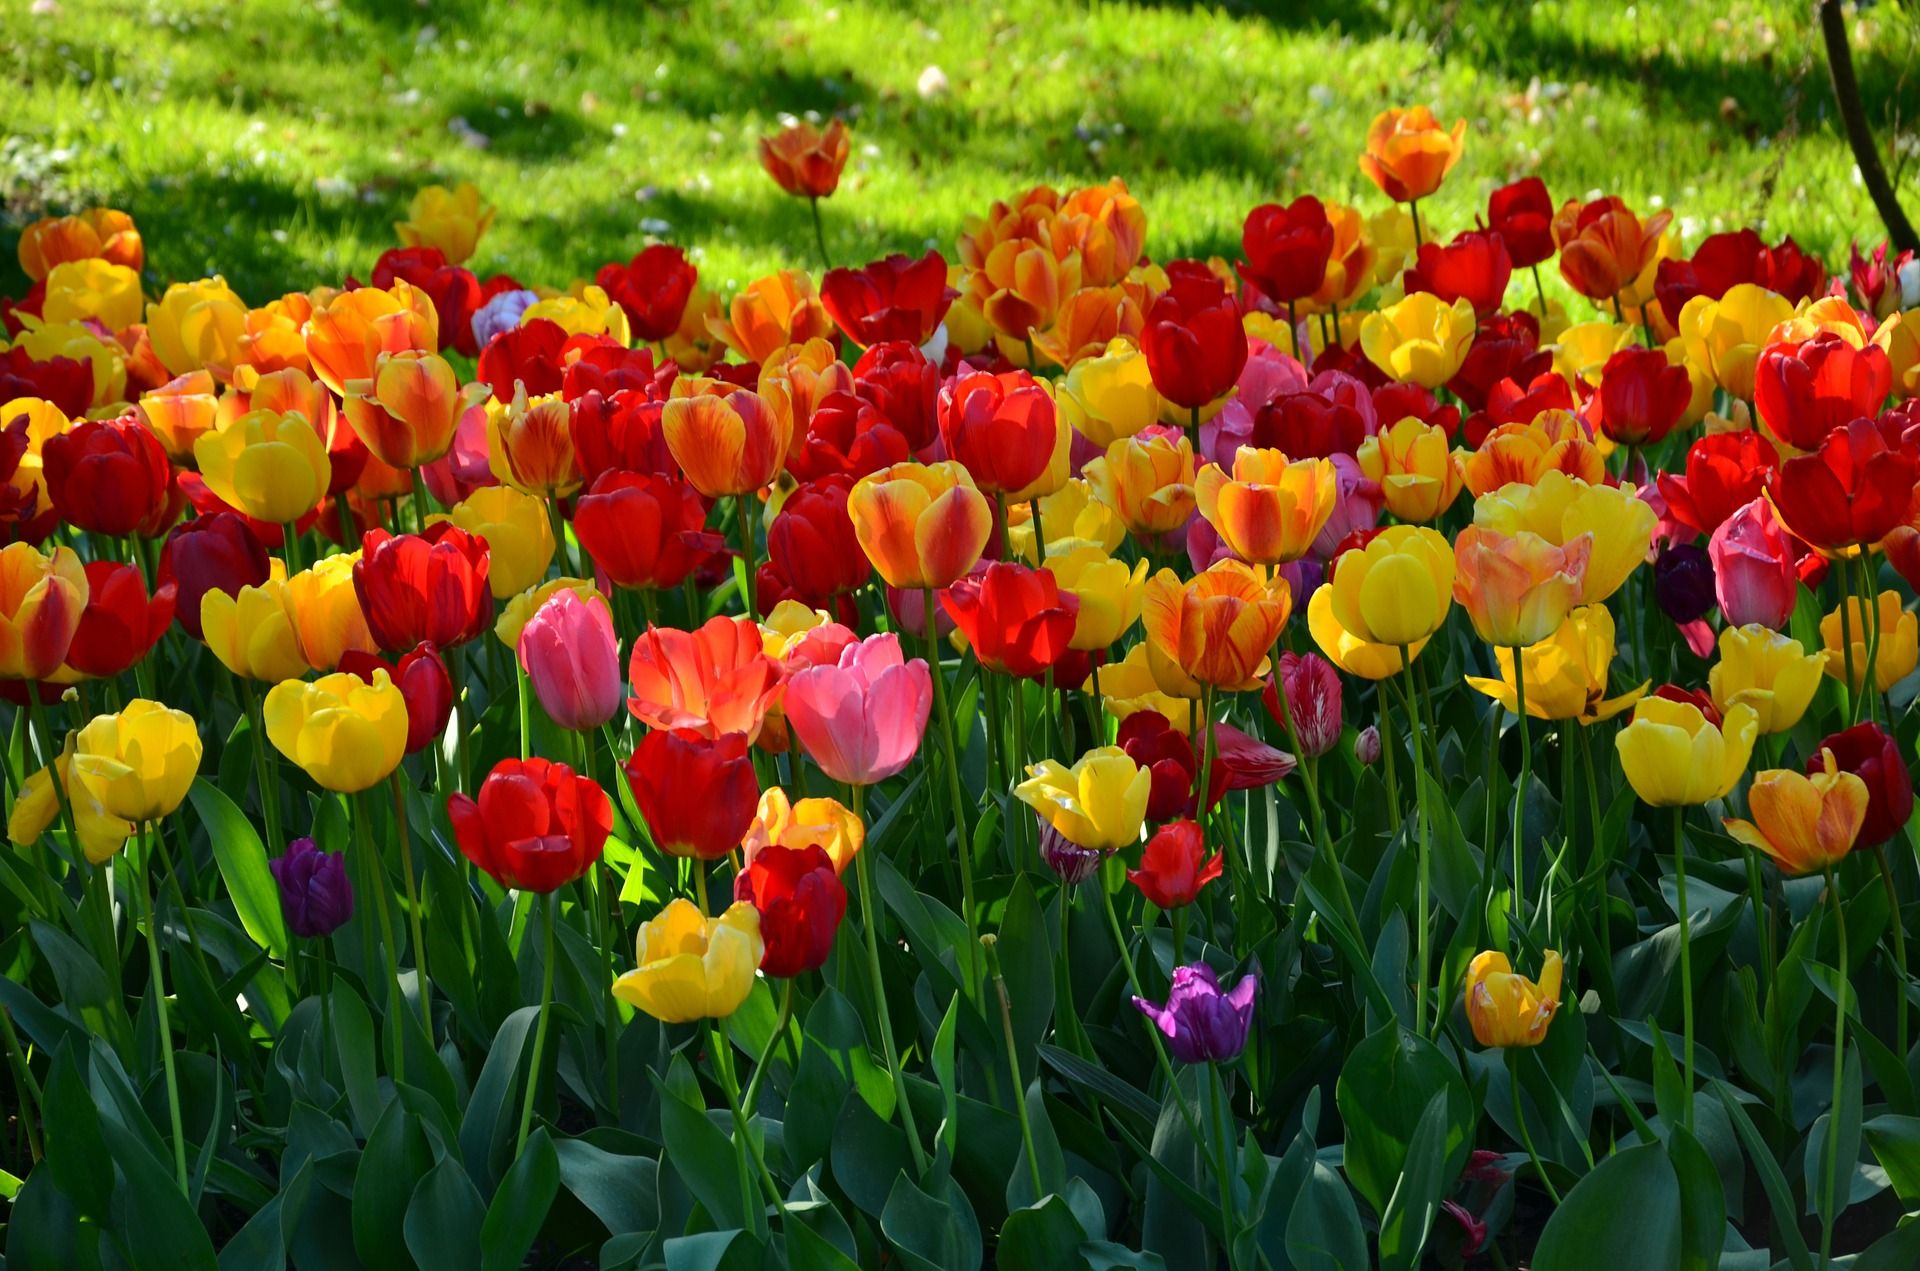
[1357,106,1467,204]
[137,371,220,461]
[706,270,835,364]
[1452,525,1590,647]
[303,281,439,397]
[343,350,490,469]
[1722,749,1869,878]
[1459,412,1607,498]
[976,237,1081,349]
[1194,448,1337,564]
[662,381,795,498]
[1551,197,1673,303]
[758,119,851,199]
[847,461,992,590]
[1031,286,1144,370]
[1303,201,1377,312]
[18,208,142,281]
[486,387,582,500]
[232,292,316,388]
[1084,432,1199,537]
[1058,179,1149,287]
[627,614,783,742]
[1141,560,1292,692]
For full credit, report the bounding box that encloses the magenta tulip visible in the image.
[782,632,932,786]
[518,588,623,731]
[1709,497,1799,630]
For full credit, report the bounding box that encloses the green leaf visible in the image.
[1531,1142,1680,1270]
[352,1101,434,1271]
[932,995,960,1157]
[42,1042,113,1223]
[1805,1046,1862,1227]
[457,1004,538,1187]
[1668,1126,1725,1271]
[1377,1090,1450,1271]
[403,1155,486,1270]
[480,1126,559,1271]
[1333,1022,1472,1215]
[880,1171,983,1271]
[188,778,289,958]
[555,1138,657,1236]
[656,1052,746,1230]
[997,873,1055,1086]
[807,985,896,1120]
[1863,1114,1920,1206]
[1709,1082,1813,1271]
[329,984,383,1139]
[1038,1043,1159,1129]
[1851,1219,1920,1271]
[1284,1162,1367,1271]
[786,1220,863,1271]
[832,1092,912,1217]
[997,1194,1091,1271]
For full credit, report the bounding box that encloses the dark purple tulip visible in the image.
[269,837,354,938]
[1132,963,1258,1064]
[1653,543,1716,623]
[1037,817,1103,886]
[1810,722,1914,848]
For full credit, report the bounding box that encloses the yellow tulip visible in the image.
[1464,950,1562,1048]
[613,899,763,1023]
[1679,283,1796,400]
[1327,524,1455,650]
[1307,585,1424,681]
[742,788,865,874]
[1083,433,1198,537]
[1820,591,1920,694]
[11,318,126,409]
[146,276,248,379]
[9,745,132,863]
[445,486,557,599]
[0,541,88,681]
[847,461,991,590]
[1359,293,1475,388]
[1356,417,1465,523]
[1471,471,1654,604]
[1194,448,1337,565]
[1015,747,1151,851]
[524,284,631,346]
[41,258,143,331]
[1708,625,1824,735]
[1007,478,1127,564]
[1872,309,1920,398]
[486,387,581,500]
[395,182,495,265]
[1550,320,1635,391]
[1057,338,1161,446]
[1723,750,1869,877]
[1047,545,1148,650]
[1086,643,1192,730]
[264,670,409,793]
[1465,605,1647,724]
[284,552,377,672]
[193,407,331,525]
[201,563,311,682]
[1615,696,1759,806]
[137,371,220,460]
[71,700,202,823]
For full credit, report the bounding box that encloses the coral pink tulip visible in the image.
[518,588,622,731]
[783,632,932,786]
[1710,497,1799,630]
[627,615,783,742]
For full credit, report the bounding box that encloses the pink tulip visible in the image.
[1308,454,1384,561]
[420,406,496,507]
[518,588,622,730]
[784,632,933,786]
[1265,651,1342,759]
[1709,497,1799,630]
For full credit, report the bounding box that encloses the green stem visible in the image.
[354,791,407,1085]
[137,821,190,1194]
[1820,863,1849,1271]
[741,977,794,1115]
[850,785,930,1176]
[546,494,576,580]
[516,661,531,761]
[710,1021,768,1240]
[1531,264,1549,318]
[1508,1048,1563,1204]
[1873,844,1907,1064]
[734,495,760,623]
[1407,198,1424,247]
[280,522,304,574]
[389,772,430,1037]
[516,890,557,1154]
[923,588,979,973]
[241,679,283,856]
[409,474,431,535]
[808,197,833,273]
[1512,646,1531,929]
[1838,570,1859,723]
[1673,805,1694,1132]
[1210,1063,1240,1265]
[23,686,73,913]
[985,935,1046,1200]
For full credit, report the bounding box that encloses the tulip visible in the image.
[847,461,992,590]
[353,523,493,650]
[1141,263,1246,416]
[741,786,864,874]
[1707,625,1823,736]
[373,246,485,356]
[1090,642,1193,728]
[1754,331,1891,452]
[1723,752,1868,878]
[67,562,172,679]
[304,282,439,399]
[1770,418,1918,557]
[339,643,453,755]
[1678,283,1796,401]
[146,276,248,379]
[1132,963,1258,1064]
[1193,448,1337,566]
[1551,197,1672,304]
[758,119,850,199]
[486,387,581,500]
[782,632,933,786]
[628,614,782,741]
[941,562,1076,680]
[445,485,555,599]
[1325,523,1455,651]
[1084,432,1199,538]
[263,669,410,793]
[1452,525,1589,648]
[1593,347,1692,447]
[1117,714,1199,821]
[734,843,846,978]
[1128,820,1221,909]
[41,416,173,538]
[1047,544,1147,649]
[1652,544,1717,623]
[193,407,330,526]
[342,349,489,469]
[1465,606,1647,724]
[1657,431,1777,539]
[1709,498,1799,629]
[1265,651,1343,758]
[1360,293,1476,389]
[1812,722,1913,847]
[517,589,622,731]
[614,899,763,1023]
[1358,105,1466,206]
[763,474,866,601]
[395,182,494,264]
[476,316,564,400]
[623,728,760,860]
[595,245,698,343]
[1488,177,1556,269]
[1615,695,1758,806]
[1355,724,1383,765]
[1403,230,1512,320]
[448,756,610,892]
[576,469,717,593]
[1459,411,1606,498]
[1463,950,1561,1048]
[279,552,375,672]
[1820,591,1920,694]
[1016,746,1150,851]
[706,270,834,365]
[0,542,87,681]
[657,381,793,499]
[1472,471,1650,604]
[269,837,355,938]
[1238,197,1335,305]
[820,251,954,348]
[159,511,269,641]
[1356,417,1463,523]
[71,700,201,822]
[1141,561,1292,692]
[9,744,131,863]
[938,369,1060,496]
[494,577,597,651]
[135,371,219,460]
[18,208,142,280]
[1058,338,1162,446]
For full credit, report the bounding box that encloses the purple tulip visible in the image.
[1653,543,1716,623]
[269,837,354,938]
[1132,963,1258,1064]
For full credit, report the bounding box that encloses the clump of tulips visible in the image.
[4,104,1920,1271]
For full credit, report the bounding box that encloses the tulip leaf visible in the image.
[402,1155,486,1270]
[1531,1142,1680,1270]
[457,1004,539,1187]
[188,778,289,960]
[479,1125,558,1271]
[655,1053,746,1230]
[1283,1161,1367,1271]
[664,1229,762,1271]
[998,1194,1091,1271]
[804,985,896,1120]
[1805,1046,1863,1225]
[880,1170,983,1271]
[1667,1125,1724,1271]
[554,1137,657,1237]
[1376,1090,1450,1271]
[352,1101,434,1271]
[1333,1022,1472,1217]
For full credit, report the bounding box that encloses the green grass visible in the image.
[2,0,1915,304]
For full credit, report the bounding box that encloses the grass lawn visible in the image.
[2,0,1915,304]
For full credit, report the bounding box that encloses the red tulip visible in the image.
[1656,430,1777,539]
[372,246,484,357]
[1264,651,1342,759]
[561,340,674,402]
[42,415,174,537]
[1127,819,1221,909]
[573,470,720,591]
[477,317,567,402]
[340,642,453,755]
[1250,389,1371,459]
[571,390,677,488]
[1769,416,1917,554]
[1654,229,1828,322]
[1403,230,1513,320]
[1448,312,1550,412]
[853,341,940,451]
[448,757,611,892]
[67,561,173,678]
[941,561,1077,679]
[734,842,847,977]
[595,245,698,343]
[768,474,870,599]
[1592,348,1691,447]
[1142,261,1247,412]
[1811,722,1913,848]
[937,368,1059,495]
[1754,333,1891,453]
[786,390,911,482]
[159,511,270,641]
[0,346,92,419]
[1709,497,1798,629]
[821,250,956,349]
[1487,178,1556,270]
[625,728,760,860]
[1238,197,1336,305]
[1464,372,1574,448]
[353,522,492,651]
[1372,381,1460,440]
[1116,710,1295,817]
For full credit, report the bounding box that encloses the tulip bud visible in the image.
[1265,652,1342,759]
[1355,724,1382,766]
[1037,817,1105,886]
[269,837,354,938]
[1652,543,1716,623]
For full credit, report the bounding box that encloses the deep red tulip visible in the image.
[1657,431,1777,539]
[768,474,870,599]
[1263,651,1342,759]
[1142,262,1247,411]
[1754,333,1892,453]
[353,522,492,651]
[173,470,309,549]
[1238,197,1336,305]
[477,317,568,402]
[1851,241,1916,317]
[821,250,955,349]
[340,642,454,755]
[734,842,847,977]
[1117,711,1199,821]
[1116,710,1295,817]
[1251,389,1370,458]
[596,245,699,343]
[1448,312,1550,412]
[1127,819,1221,909]
[941,561,1077,680]
[573,470,721,591]
[449,757,611,893]
[571,390,678,488]
[1486,178,1556,270]
[625,728,760,860]
[561,340,674,402]
[1654,229,1828,322]
[0,346,92,419]
[1464,371,1575,447]
[1811,722,1913,848]
[373,246,484,357]
[937,369,1059,495]
[787,389,911,482]
[1372,381,1460,440]
[42,415,174,538]
[159,511,270,641]
[0,413,52,547]
[1769,417,1917,554]
[1592,348,1692,447]
[755,559,861,628]
[67,561,173,678]
[853,340,940,451]
[1403,229,1513,320]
